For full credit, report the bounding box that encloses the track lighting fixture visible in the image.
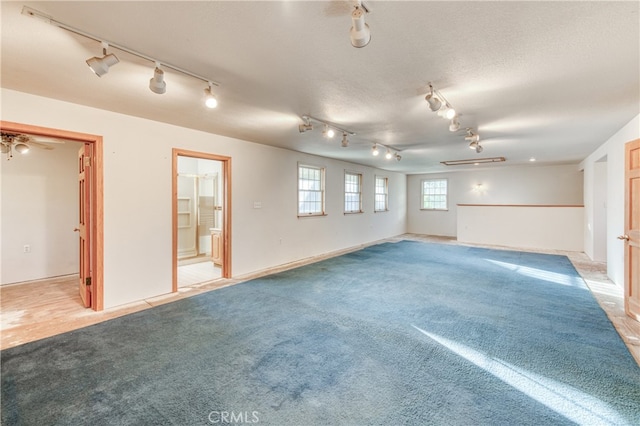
[298,115,355,146]
[298,116,313,133]
[323,125,335,138]
[426,83,462,134]
[350,2,371,48]
[441,104,456,120]
[149,62,166,94]
[341,133,349,148]
[370,143,402,161]
[14,143,29,154]
[425,85,441,112]
[23,6,221,108]
[465,129,483,153]
[86,42,119,77]
[449,117,460,132]
[204,83,218,109]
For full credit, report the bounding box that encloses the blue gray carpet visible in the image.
[2,241,639,425]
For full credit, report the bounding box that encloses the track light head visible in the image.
[444,105,456,120]
[372,144,379,156]
[298,123,313,133]
[86,53,119,77]
[350,6,371,48]
[425,86,441,112]
[385,149,393,160]
[449,117,460,132]
[86,42,119,77]
[323,125,335,138]
[395,153,402,161]
[149,64,167,94]
[475,144,484,154]
[204,83,218,109]
[14,143,29,154]
[341,133,349,147]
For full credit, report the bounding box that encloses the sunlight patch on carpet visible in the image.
[412,325,627,426]
[485,259,585,288]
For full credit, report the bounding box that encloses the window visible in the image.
[374,176,388,212]
[298,164,325,216]
[421,178,448,210]
[344,171,363,213]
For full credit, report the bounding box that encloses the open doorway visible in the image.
[172,149,231,291]
[0,120,104,311]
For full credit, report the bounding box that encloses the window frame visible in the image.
[374,175,389,212]
[297,163,326,217]
[420,178,449,211]
[344,170,363,214]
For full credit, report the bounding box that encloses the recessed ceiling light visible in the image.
[529,157,536,162]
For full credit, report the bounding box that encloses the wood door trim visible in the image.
[172,149,232,292]
[624,138,640,321]
[1,120,104,311]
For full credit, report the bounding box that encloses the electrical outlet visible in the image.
[23,244,31,253]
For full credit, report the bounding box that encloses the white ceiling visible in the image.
[1,1,638,174]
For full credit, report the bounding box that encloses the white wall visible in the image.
[592,159,608,262]
[407,164,584,237]
[458,205,583,251]
[580,114,640,286]
[1,89,407,308]
[0,139,82,284]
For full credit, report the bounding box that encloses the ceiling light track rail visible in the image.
[300,115,356,136]
[22,6,221,98]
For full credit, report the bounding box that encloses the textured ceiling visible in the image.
[1,1,639,173]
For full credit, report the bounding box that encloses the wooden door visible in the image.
[623,139,640,321]
[78,144,91,308]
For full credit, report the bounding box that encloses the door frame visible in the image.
[624,138,640,321]
[1,120,104,311]
[172,148,231,291]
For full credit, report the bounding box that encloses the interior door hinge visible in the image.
[85,277,92,287]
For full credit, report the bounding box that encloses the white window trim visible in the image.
[298,163,327,217]
[344,170,363,214]
[420,178,449,211]
[374,175,389,212]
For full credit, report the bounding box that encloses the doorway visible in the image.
[172,149,231,291]
[0,120,104,310]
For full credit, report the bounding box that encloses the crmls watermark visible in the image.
[208,410,260,424]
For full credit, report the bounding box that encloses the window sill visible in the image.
[297,213,328,218]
